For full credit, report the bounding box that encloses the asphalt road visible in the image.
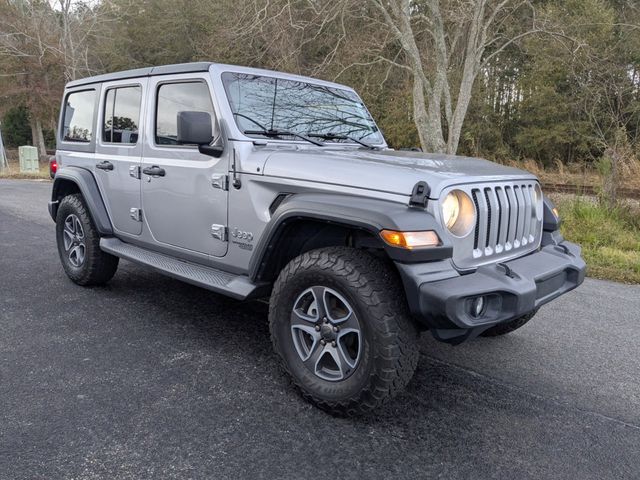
[1,179,639,480]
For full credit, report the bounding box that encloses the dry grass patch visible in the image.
[0,158,51,180]
[554,196,640,284]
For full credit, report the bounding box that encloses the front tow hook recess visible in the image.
[497,262,516,279]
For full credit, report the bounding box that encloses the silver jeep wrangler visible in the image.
[49,62,586,415]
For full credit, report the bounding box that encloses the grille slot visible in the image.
[472,190,480,249]
[462,181,542,267]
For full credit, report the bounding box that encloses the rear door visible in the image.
[141,73,229,257]
[94,79,147,236]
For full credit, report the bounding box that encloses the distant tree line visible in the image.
[1,0,639,170]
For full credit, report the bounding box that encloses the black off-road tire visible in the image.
[480,309,538,337]
[56,194,119,286]
[269,247,420,416]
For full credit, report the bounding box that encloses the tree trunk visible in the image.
[413,75,447,153]
[30,117,47,160]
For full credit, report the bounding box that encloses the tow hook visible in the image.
[497,262,516,278]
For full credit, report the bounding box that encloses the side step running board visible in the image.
[100,237,265,300]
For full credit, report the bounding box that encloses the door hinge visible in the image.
[210,224,227,242]
[130,207,142,222]
[129,165,141,179]
[211,174,229,191]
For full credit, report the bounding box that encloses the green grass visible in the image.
[555,197,640,284]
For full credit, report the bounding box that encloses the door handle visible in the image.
[142,166,166,177]
[96,160,114,171]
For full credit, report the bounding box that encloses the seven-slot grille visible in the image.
[469,182,541,262]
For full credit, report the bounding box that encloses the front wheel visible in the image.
[269,247,420,416]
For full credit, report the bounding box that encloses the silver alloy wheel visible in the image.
[290,286,362,381]
[62,214,86,267]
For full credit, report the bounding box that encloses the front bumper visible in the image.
[397,239,586,343]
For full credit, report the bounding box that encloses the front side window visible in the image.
[155,82,215,145]
[103,86,142,144]
[222,72,384,145]
[62,90,96,142]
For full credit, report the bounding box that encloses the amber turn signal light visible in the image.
[380,230,440,249]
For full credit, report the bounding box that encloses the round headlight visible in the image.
[441,190,476,237]
[442,191,460,229]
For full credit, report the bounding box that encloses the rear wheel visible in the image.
[56,194,119,286]
[480,310,538,337]
[269,247,420,416]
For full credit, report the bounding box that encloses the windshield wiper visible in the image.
[243,129,323,147]
[308,132,377,150]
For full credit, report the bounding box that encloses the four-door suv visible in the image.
[49,62,586,415]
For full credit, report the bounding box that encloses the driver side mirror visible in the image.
[176,111,224,158]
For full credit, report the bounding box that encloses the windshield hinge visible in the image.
[231,148,241,189]
[211,174,229,191]
[409,181,430,209]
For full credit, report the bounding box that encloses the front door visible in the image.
[141,74,228,257]
[94,79,146,236]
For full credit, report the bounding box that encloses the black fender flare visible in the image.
[49,166,113,236]
[542,194,561,232]
[249,192,453,281]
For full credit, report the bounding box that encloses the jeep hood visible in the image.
[261,148,537,198]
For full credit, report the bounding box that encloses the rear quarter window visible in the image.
[62,90,96,143]
[102,86,142,144]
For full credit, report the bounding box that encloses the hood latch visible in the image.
[409,181,430,209]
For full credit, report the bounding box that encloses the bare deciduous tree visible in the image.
[240,0,567,155]
[361,0,566,154]
[0,0,108,158]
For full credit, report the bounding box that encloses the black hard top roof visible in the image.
[65,62,215,88]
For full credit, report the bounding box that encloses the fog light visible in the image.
[471,296,486,318]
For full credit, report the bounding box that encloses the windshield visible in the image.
[221,72,384,145]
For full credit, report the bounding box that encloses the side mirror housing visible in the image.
[176,111,224,158]
[177,111,213,145]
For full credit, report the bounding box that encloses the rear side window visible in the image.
[103,86,142,144]
[155,82,214,145]
[62,90,96,142]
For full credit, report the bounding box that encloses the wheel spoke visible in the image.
[305,341,327,371]
[324,289,353,323]
[292,288,321,322]
[74,217,84,239]
[334,310,359,330]
[325,345,347,380]
[337,328,361,368]
[291,324,321,362]
[310,286,328,319]
[68,244,85,266]
[76,244,85,264]
[69,246,78,264]
[64,215,75,234]
[291,307,317,324]
[62,230,74,250]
